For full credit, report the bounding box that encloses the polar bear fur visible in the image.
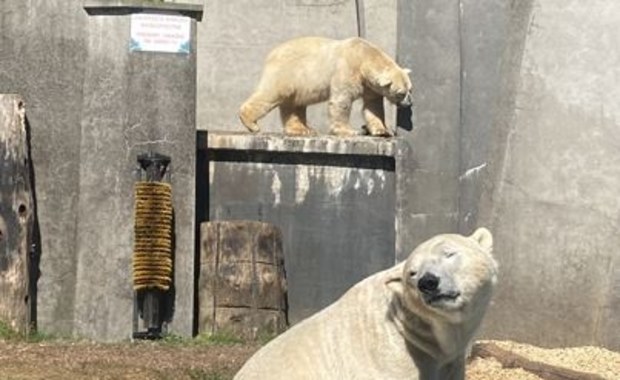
[239,36,413,137]
[234,228,497,380]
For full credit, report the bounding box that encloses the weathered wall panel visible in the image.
[202,133,396,323]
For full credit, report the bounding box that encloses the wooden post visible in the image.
[471,342,606,380]
[199,221,288,340]
[0,94,34,333]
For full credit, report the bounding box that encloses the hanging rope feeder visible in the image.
[133,181,173,291]
[132,151,173,340]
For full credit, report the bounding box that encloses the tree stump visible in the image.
[0,94,34,333]
[199,221,287,340]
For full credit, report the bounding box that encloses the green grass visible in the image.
[0,320,20,340]
[0,320,62,342]
[161,330,245,347]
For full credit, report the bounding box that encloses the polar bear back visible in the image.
[233,265,419,380]
[254,37,354,106]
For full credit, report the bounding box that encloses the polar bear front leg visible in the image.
[328,96,357,137]
[239,92,280,133]
[280,104,316,136]
[363,94,392,137]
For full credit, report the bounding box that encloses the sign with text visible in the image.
[130,13,190,54]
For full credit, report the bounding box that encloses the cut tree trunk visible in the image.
[0,94,34,333]
[198,221,287,340]
[471,342,606,380]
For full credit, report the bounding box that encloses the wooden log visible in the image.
[0,94,34,333]
[471,342,606,380]
[199,221,287,340]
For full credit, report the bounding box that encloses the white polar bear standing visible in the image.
[234,228,498,380]
[239,36,413,137]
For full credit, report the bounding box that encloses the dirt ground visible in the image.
[0,339,617,380]
[0,339,259,380]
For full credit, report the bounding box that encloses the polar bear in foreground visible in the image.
[234,228,497,380]
[239,36,413,137]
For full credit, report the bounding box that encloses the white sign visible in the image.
[130,13,191,54]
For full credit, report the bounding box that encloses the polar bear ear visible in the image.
[402,68,412,75]
[377,72,392,87]
[385,277,404,298]
[385,264,404,297]
[470,227,493,253]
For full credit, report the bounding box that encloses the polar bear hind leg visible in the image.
[280,104,316,136]
[239,92,280,133]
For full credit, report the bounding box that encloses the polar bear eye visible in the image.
[445,251,458,258]
[409,270,417,278]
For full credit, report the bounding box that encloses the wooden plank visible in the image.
[0,94,34,333]
[471,342,606,380]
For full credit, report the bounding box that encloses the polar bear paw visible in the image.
[330,123,359,137]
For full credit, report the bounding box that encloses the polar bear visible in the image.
[239,37,413,137]
[234,228,497,380]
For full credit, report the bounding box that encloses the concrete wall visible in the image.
[1,1,200,341]
[1,0,619,349]
[395,0,461,260]
[196,0,620,350]
[202,132,398,323]
[466,1,620,349]
[73,2,200,340]
[0,0,88,335]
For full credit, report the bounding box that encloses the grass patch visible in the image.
[0,321,20,340]
[0,320,62,343]
[195,330,245,346]
[161,330,245,347]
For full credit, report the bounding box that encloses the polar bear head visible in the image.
[372,66,414,108]
[388,228,497,324]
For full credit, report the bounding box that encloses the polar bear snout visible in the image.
[397,91,413,108]
[418,273,440,294]
[416,271,462,307]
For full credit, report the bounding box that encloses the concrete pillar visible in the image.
[396,0,462,259]
[74,1,202,340]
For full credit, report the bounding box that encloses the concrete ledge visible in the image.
[201,131,399,157]
[83,1,203,19]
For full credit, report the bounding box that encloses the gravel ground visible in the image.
[468,340,619,380]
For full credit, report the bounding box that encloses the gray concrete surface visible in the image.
[202,132,397,323]
[394,0,461,260]
[471,1,620,349]
[73,3,200,340]
[0,0,88,335]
